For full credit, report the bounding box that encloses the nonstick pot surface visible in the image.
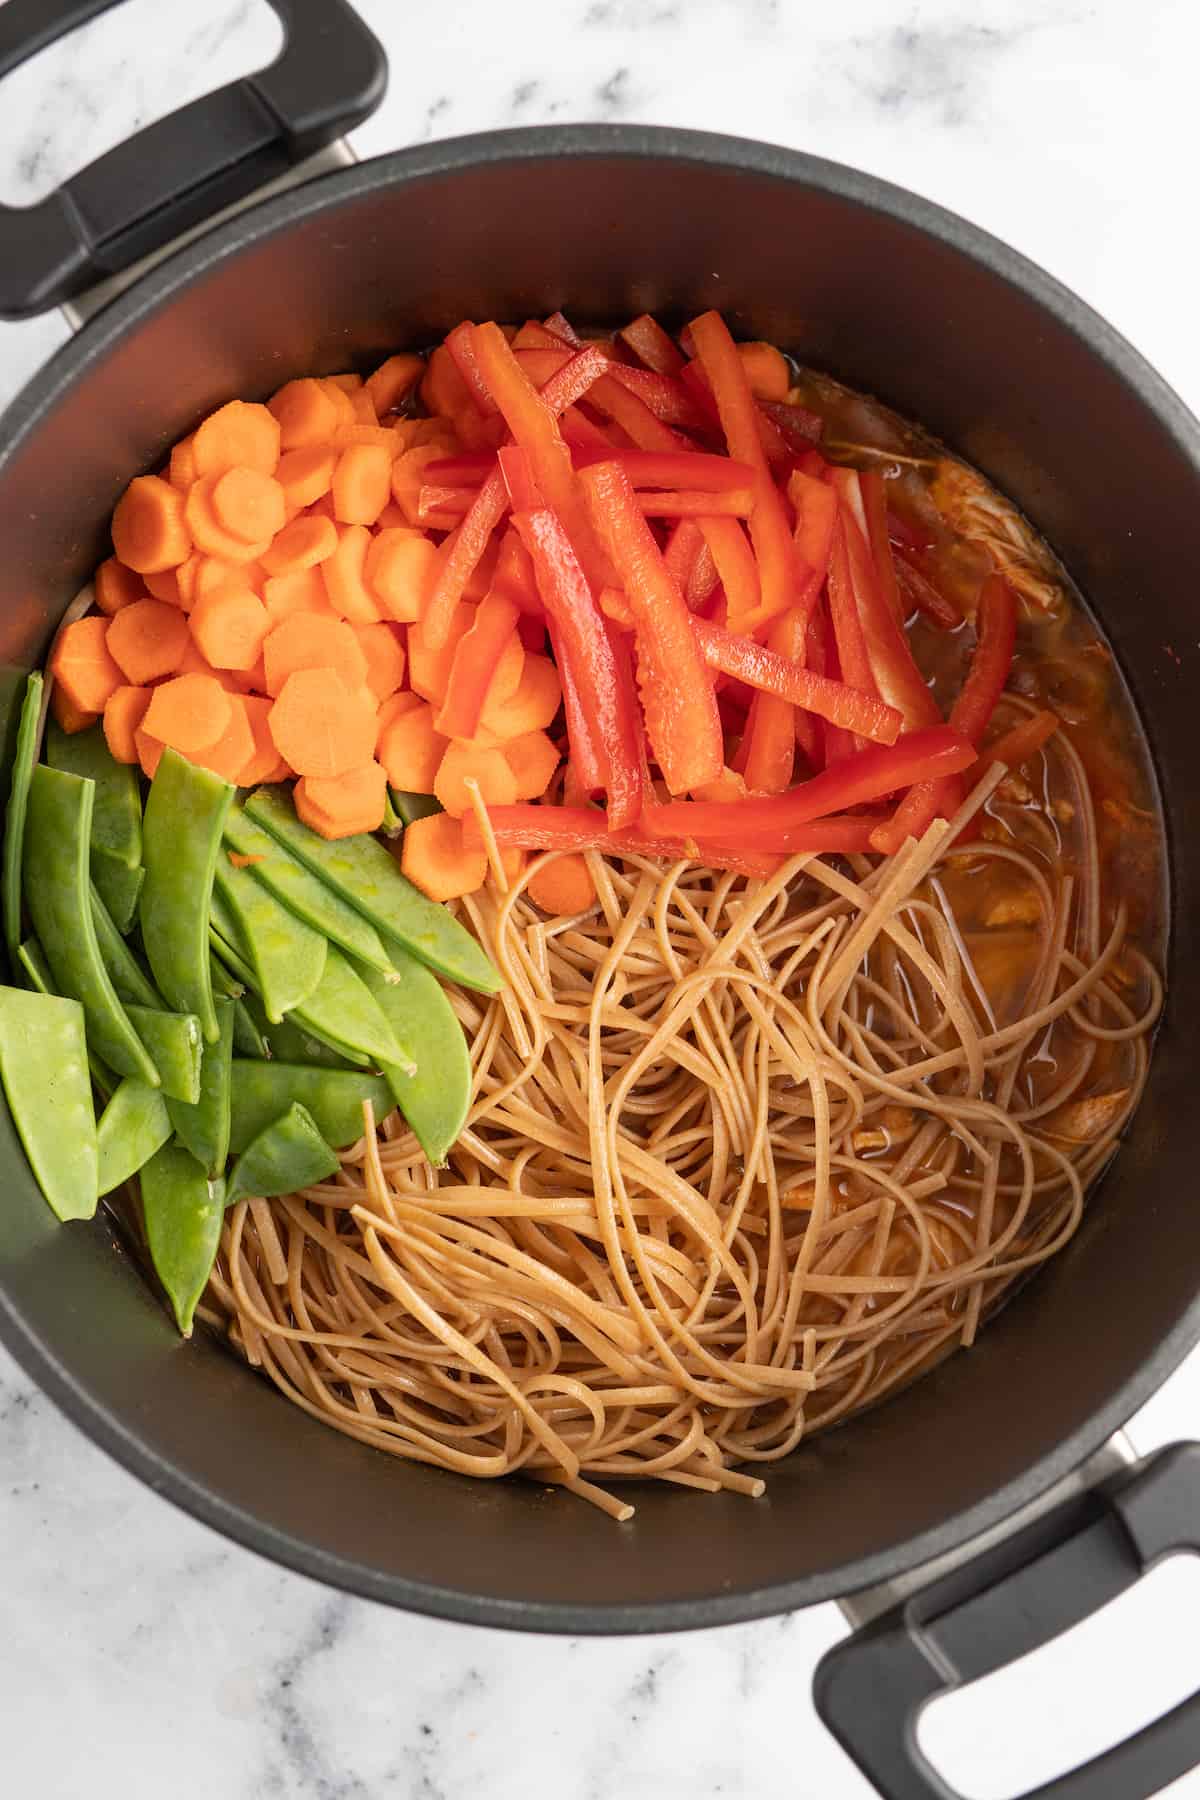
[0,129,1197,1631]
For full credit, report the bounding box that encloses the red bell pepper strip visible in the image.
[826,517,878,708]
[587,374,689,451]
[424,452,496,486]
[498,446,544,513]
[421,469,510,652]
[604,622,650,831]
[549,621,605,796]
[578,459,723,794]
[663,517,704,587]
[461,804,879,875]
[644,726,976,851]
[571,448,759,491]
[514,508,641,824]
[518,612,547,654]
[542,311,581,346]
[434,591,522,740]
[979,707,1059,772]
[692,616,902,744]
[870,575,1017,853]
[699,516,761,632]
[417,484,475,524]
[604,364,710,432]
[490,527,542,616]
[680,357,793,465]
[444,322,499,415]
[787,467,838,610]
[836,480,943,731]
[558,406,618,451]
[893,548,961,630]
[758,398,823,449]
[639,489,755,518]
[687,540,720,611]
[740,607,801,795]
[535,344,612,414]
[860,470,904,626]
[618,314,687,376]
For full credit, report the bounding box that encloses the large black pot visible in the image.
[2,5,1199,1796]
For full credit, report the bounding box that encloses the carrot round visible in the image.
[238,653,268,696]
[399,811,487,902]
[321,524,381,623]
[260,513,338,577]
[112,475,191,573]
[193,400,280,477]
[105,599,190,685]
[169,435,198,492]
[366,353,425,417]
[276,446,337,511]
[377,699,447,792]
[192,692,257,783]
[434,742,519,819]
[736,341,791,401]
[194,556,255,601]
[211,467,287,543]
[262,567,336,624]
[135,726,165,780]
[190,585,271,671]
[174,554,201,612]
[239,694,291,785]
[143,672,234,753]
[184,478,271,564]
[376,689,424,734]
[143,568,183,606]
[502,730,561,801]
[95,557,144,617]
[263,613,368,698]
[332,445,392,527]
[408,601,474,703]
[479,652,562,739]
[268,378,340,449]
[173,635,239,687]
[294,761,388,839]
[353,622,407,701]
[267,669,377,777]
[364,529,437,623]
[102,684,153,765]
[50,615,124,714]
[50,686,98,734]
[528,852,597,917]
[391,445,457,526]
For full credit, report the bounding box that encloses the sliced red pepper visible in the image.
[699,516,760,632]
[527,343,611,414]
[687,538,720,611]
[799,604,830,769]
[421,469,510,651]
[663,517,705,588]
[498,446,544,513]
[787,467,838,608]
[680,355,793,465]
[490,527,542,616]
[692,616,902,744]
[558,405,617,451]
[604,622,649,831]
[835,474,942,731]
[424,452,496,486]
[980,707,1059,772]
[444,322,499,416]
[859,469,904,626]
[618,314,686,376]
[826,516,878,712]
[639,488,754,518]
[605,364,709,431]
[587,373,689,450]
[417,484,471,524]
[893,548,961,630]
[578,459,723,794]
[758,398,823,449]
[434,591,521,740]
[739,607,800,794]
[571,448,758,491]
[542,311,581,347]
[461,804,877,874]
[518,612,547,653]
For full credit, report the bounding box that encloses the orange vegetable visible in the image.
[375,501,413,531]
[227,852,264,869]
[190,584,270,672]
[434,742,519,818]
[50,687,98,734]
[268,378,340,449]
[267,668,377,778]
[276,446,337,510]
[211,467,286,543]
[400,811,487,902]
[502,729,560,800]
[377,699,447,792]
[173,636,238,687]
[527,853,596,917]
[327,372,364,396]
[332,445,391,526]
[135,726,165,780]
[353,622,407,701]
[143,568,182,606]
[366,353,425,416]
[321,524,382,623]
[294,761,388,839]
[192,692,257,783]
[421,345,475,420]
[94,558,144,617]
[376,689,424,734]
[316,379,357,428]
[168,435,197,492]
[262,567,336,623]
[143,672,234,753]
[102,685,153,765]
[260,513,338,576]
[194,555,260,600]
[736,341,791,401]
[111,475,190,573]
[479,651,562,739]
[184,478,271,564]
[408,600,474,701]
[175,554,201,611]
[239,653,268,696]
[391,445,456,525]
[263,613,368,698]
[105,599,190,685]
[193,400,280,477]
[364,529,437,623]
[434,591,521,739]
[240,694,291,785]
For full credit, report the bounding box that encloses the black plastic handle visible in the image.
[0,0,387,319]
[814,1443,1200,1800]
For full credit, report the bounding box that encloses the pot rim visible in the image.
[1,123,1197,1634]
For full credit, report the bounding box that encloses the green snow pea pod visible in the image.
[212,856,326,1023]
[17,935,114,1093]
[237,988,360,1070]
[358,950,471,1165]
[166,995,233,1177]
[140,1143,225,1336]
[96,1077,172,1194]
[92,850,143,935]
[125,1005,202,1104]
[140,749,233,1043]
[223,808,391,972]
[289,942,413,1073]
[45,719,141,869]
[0,986,97,1220]
[245,786,500,995]
[232,996,268,1058]
[390,789,442,827]
[226,1101,339,1207]
[229,1060,393,1154]
[3,672,43,964]
[90,882,160,1008]
[23,765,159,1086]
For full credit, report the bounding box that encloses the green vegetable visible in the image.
[288,942,413,1072]
[125,1004,203,1105]
[229,1060,393,1154]
[96,1078,172,1194]
[92,850,143,934]
[246,785,500,995]
[359,950,471,1165]
[224,807,392,971]
[0,985,97,1220]
[391,788,442,827]
[45,719,142,869]
[90,882,160,1008]
[18,934,114,1092]
[212,856,326,1023]
[2,673,43,964]
[166,995,233,1177]
[232,995,269,1058]
[140,749,232,1043]
[23,765,159,1085]
[226,1101,339,1207]
[140,1143,225,1335]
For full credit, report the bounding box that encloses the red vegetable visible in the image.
[619,314,687,376]
[860,470,904,626]
[758,398,823,449]
[571,448,759,491]
[692,617,902,744]
[893,548,962,630]
[834,473,942,731]
[462,804,877,875]
[421,469,510,651]
[699,516,760,632]
[498,446,544,513]
[739,607,801,794]
[434,590,522,740]
[981,707,1059,772]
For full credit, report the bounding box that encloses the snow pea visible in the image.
[93,850,143,935]
[3,673,43,964]
[358,950,471,1166]
[91,882,161,1009]
[226,1101,339,1208]
[96,1077,172,1195]
[125,1004,202,1104]
[166,995,233,1177]
[223,808,391,972]
[391,789,442,827]
[245,786,501,995]
[233,997,268,1058]
[0,985,97,1221]
[45,719,141,870]
[140,750,232,1043]
[140,1143,225,1336]
[17,935,114,1092]
[289,942,414,1073]
[229,1060,393,1154]
[236,989,357,1070]
[24,765,159,1086]
[212,857,326,1023]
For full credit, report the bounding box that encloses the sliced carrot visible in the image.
[168,435,198,492]
[135,726,165,780]
[260,512,338,577]
[143,672,234,753]
[321,524,382,623]
[479,652,562,739]
[348,387,378,425]
[191,692,257,783]
[433,592,521,739]
[376,689,424,735]
[211,467,287,543]
[353,622,407,702]
[143,568,183,607]
[364,529,437,623]
[316,379,357,428]
[193,400,280,478]
[528,853,596,916]
[408,600,474,701]
[102,684,152,764]
[392,445,458,525]
[94,557,144,617]
[400,811,486,902]
[173,635,238,687]
[421,345,475,421]
[434,743,519,819]
[366,353,425,416]
[175,554,201,612]
[238,693,291,784]
[112,475,191,573]
[326,373,364,396]
[332,423,402,453]
[263,613,368,698]
[332,444,391,527]
[184,478,271,564]
[268,669,377,778]
[736,341,791,401]
[691,766,748,802]
[294,760,388,839]
[239,653,268,696]
[262,567,336,624]
[377,699,447,791]
[502,730,560,800]
[194,556,250,601]
[190,585,271,672]
[276,446,337,510]
[104,600,188,685]
[268,378,340,449]
[50,686,98,734]
[375,501,413,532]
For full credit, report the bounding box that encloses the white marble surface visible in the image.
[2,2,1200,1795]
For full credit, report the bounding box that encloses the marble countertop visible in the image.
[3,2,1200,1796]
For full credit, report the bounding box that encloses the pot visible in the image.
[1,6,1198,1796]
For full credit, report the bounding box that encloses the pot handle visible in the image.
[814,1442,1200,1800]
[0,0,386,320]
